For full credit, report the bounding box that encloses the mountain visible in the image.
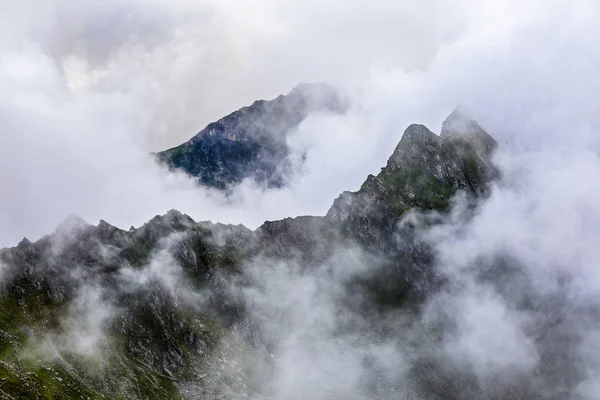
[156,83,347,190]
[0,109,517,399]
[5,110,587,399]
[5,109,587,399]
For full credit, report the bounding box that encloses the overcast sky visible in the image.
[1,0,599,246]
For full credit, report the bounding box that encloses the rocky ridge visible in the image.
[0,110,507,399]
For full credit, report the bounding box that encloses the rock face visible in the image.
[156,83,347,189]
[0,210,232,399]
[9,109,575,399]
[327,120,497,244]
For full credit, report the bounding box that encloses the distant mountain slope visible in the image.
[0,111,517,399]
[156,83,347,189]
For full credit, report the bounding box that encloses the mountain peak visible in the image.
[328,113,499,225]
[157,83,347,190]
[386,124,441,170]
[441,108,498,154]
[55,214,91,234]
[400,123,440,145]
[288,82,348,112]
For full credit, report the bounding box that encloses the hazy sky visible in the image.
[1,0,599,246]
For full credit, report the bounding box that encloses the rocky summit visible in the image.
[0,110,587,399]
[156,83,347,190]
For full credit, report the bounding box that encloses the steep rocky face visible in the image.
[0,111,502,399]
[156,83,347,190]
[0,210,241,399]
[327,117,498,245]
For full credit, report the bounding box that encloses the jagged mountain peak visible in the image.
[197,82,345,143]
[328,111,498,227]
[440,107,482,137]
[16,236,33,249]
[386,111,497,172]
[401,123,439,143]
[149,209,195,227]
[54,214,92,236]
[38,215,96,253]
[441,107,498,154]
[156,83,348,190]
[387,124,442,168]
[97,219,115,229]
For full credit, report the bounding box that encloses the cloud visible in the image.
[211,245,416,400]
[118,231,206,307]
[61,282,116,357]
